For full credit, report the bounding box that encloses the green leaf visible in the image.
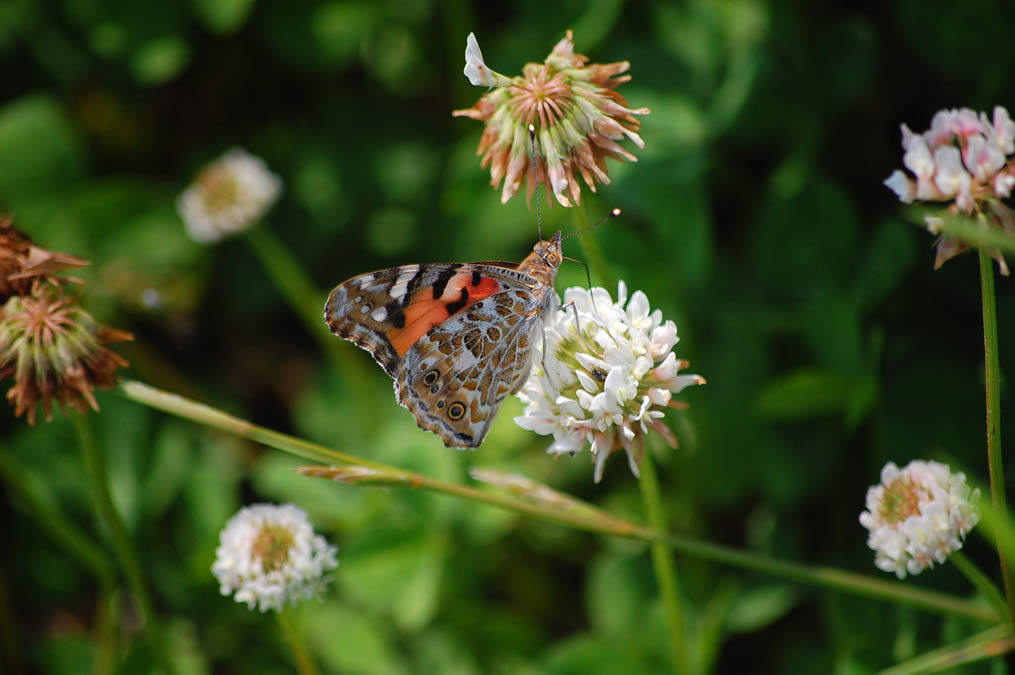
[190,0,255,34]
[542,635,654,675]
[0,95,83,202]
[311,1,376,65]
[586,551,654,638]
[756,368,853,419]
[39,634,94,675]
[131,37,188,84]
[338,525,446,631]
[803,292,863,371]
[303,604,408,675]
[855,220,917,309]
[724,584,798,632]
[751,175,858,296]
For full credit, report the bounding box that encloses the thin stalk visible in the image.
[980,249,1014,624]
[569,204,616,292]
[120,379,999,623]
[93,587,117,675]
[879,624,1015,675]
[638,450,688,674]
[951,551,1009,622]
[0,449,119,673]
[0,450,115,587]
[276,609,318,675]
[72,412,171,674]
[244,225,374,398]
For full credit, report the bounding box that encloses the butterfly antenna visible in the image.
[529,124,542,242]
[562,207,622,241]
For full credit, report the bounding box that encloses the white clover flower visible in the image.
[884,105,1015,273]
[212,503,338,612]
[515,282,704,483]
[177,148,281,244]
[462,32,511,88]
[859,460,979,579]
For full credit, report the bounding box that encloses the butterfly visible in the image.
[324,232,563,448]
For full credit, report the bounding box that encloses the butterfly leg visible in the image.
[561,256,599,313]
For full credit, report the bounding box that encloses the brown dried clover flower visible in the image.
[453,31,649,207]
[0,215,89,301]
[0,217,132,424]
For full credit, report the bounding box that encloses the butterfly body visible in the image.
[325,232,563,448]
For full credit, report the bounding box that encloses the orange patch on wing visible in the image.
[389,298,451,356]
[386,270,501,356]
[468,275,500,300]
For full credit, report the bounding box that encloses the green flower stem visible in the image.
[0,449,115,587]
[0,448,118,674]
[93,587,117,675]
[980,248,1014,624]
[243,225,374,400]
[951,551,1009,621]
[570,204,616,291]
[72,412,171,674]
[120,379,998,622]
[879,624,1014,675]
[276,608,318,675]
[638,450,688,674]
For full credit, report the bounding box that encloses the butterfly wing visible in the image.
[395,285,548,447]
[325,262,553,447]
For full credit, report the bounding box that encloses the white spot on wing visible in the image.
[389,264,420,300]
[455,350,478,370]
[371,306,388,322]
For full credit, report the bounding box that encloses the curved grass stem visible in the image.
[120,379,998,623]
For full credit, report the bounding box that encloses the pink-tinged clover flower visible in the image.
[453,31,649,208]
[859,460,979,579]
[514,282,704,483]
[884,106,1015,273]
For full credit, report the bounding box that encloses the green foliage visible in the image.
[1,0,1012,673]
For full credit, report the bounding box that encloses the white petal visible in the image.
[883,170,916,204]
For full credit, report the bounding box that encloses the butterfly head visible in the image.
[534,230,563,268]
[518,230,563,284]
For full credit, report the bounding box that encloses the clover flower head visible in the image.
[515,282,704,483]
[884,106,1015,273]
[177,148,281,244]
[453,31,649,207]
[859,460,980,579]
[212,503,338,613]
[0,288,132,424]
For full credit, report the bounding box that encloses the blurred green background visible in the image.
[2,0,1014,672]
